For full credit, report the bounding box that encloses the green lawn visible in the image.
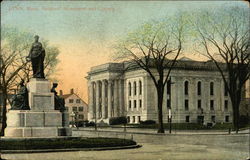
[0,137,136,150]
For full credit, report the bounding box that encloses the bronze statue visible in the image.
[10,80,30,110]
[26,35,45,78]
[51,83,66,112]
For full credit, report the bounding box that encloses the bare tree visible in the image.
[115,14,186,133]
[0,27,60,135]
[192,6,250,133]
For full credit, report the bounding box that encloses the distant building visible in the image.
[61,89,88,122]
[86,57,240,124]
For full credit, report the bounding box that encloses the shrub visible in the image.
[109,116,127,125]
[85,121,96,127]
[140,120,156,125]
[239,115,250,128]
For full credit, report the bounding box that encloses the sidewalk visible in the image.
[73,127,250,135]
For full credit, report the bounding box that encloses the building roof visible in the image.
[61,93,88,106]
[87,56,227,76]
[178,56,195,61]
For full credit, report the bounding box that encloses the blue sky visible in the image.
[1,1,248,100]
[2,1,246,45]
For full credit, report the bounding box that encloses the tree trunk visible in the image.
[231,96,240,134]
[0,89,7,136]
[157,83,164,133]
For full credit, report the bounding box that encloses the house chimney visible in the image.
[70,88,74,94]
[59,90,63,96]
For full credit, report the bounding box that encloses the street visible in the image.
[2,129,249,160]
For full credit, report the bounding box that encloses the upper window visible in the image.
[210,82,214,96]
[76,99,81,103]
[197,81,201,95]
[128,82,131,96]
[184,81,189,95]
[134,81,137,95]
[139,81,142,95]
[69,99,74,103]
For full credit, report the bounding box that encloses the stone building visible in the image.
[61,89,88,122]
[86,57,235,124]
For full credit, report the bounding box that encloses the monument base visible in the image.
[5,110,72,137]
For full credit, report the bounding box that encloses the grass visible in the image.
[126,123,234,130]
[0,137,136,150]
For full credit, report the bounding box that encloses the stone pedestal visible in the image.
[5,78,72,137]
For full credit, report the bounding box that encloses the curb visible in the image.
[74,129,250,136]
[0,145,142,154]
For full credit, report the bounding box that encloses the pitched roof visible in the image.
[61,93,88,105]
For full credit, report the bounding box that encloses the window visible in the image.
[184,81,189,95]
[167,99,170,109]
[133,116,135,123]
[138,116,141,122]
[167,80,171,95]
[128,82,131,96]
[197,116,204,124]
[224,100,228,111]
[211,116,215,123]
[197,81,201,95]
[79,107,84,112]
[73,107,77,112]
[210,82,214,95]
[79,114,84,119]
[134,100,137,108]
[134,81,137,95]
[139,99,142,108]
[129,100,131,108]
[197,100,201,109]
[76,99,81,103]
[210,100,214,110]
[224,83,228,96]
[69,99,74,103]
[225,116,229,122]
[127,116,130,123]
[185,99,189,111]
[139,81,142,95]
[186,116,190,123]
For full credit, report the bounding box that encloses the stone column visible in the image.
[114,79,119,117]
[88,82,94,119]
[96,81,100,119]
[119,79,124,116]
[107,80,112,118]
[101,80,106,118]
